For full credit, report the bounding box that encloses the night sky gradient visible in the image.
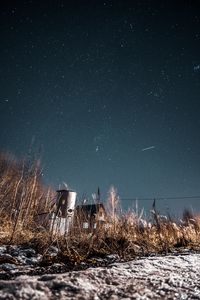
[1,1,200,214]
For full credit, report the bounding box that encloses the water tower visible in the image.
[50,189,77,235]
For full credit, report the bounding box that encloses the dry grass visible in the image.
[0,152,54,243]
[0,151,200,265]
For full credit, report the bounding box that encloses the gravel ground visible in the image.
[0,253,199,299]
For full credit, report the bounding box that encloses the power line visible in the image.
[120,196,200,201]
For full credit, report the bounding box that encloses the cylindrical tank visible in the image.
[50,189,77,235]
[56,189,77,218]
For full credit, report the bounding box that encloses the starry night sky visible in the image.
[1,1,200,213]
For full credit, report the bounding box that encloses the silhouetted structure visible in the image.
[75,203,107,229]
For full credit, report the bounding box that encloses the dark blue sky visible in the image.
[1,1,200,213]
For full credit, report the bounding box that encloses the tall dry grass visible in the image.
[0,151,200,264]
[0,152,54,243]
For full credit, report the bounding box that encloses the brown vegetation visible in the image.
[0,151,200,265]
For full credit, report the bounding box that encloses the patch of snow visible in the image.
[0,253,200,299]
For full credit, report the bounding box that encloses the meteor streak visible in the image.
[142,146,155,151]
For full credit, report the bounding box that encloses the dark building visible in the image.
[75,203,107,229]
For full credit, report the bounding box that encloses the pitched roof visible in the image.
[76,203,106,216]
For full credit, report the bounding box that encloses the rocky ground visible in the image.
[0,245,199,299]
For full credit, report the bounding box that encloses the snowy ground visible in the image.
[0,252,199,299]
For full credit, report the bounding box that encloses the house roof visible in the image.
[76,203,106,216]
[56,189,76,193]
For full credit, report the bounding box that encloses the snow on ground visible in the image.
[0,253,199,299]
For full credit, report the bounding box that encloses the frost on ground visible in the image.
[0,253,199,300]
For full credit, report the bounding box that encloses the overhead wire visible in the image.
[120,195,200,201]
